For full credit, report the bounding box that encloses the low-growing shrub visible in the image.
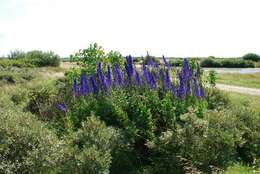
[149,107,259,173]
[0,109,64,174]
[59,116,121,174]
[0,68,36,86]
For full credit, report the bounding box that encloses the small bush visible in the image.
[200,58,221,67]
[60,116,121,174]
[26,50,60,67]
[0,109,64,174]
[242,53,260,62]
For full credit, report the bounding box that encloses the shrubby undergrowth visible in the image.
[0,50,259,173]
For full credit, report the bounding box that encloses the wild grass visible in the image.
[224,91,260,113]
[217,73,260,89]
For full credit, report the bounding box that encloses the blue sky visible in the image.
[0,0,260,57]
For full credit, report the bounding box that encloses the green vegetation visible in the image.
[0,47,259,173]
[200,57,255,68]
[225,91,260,113]
[242,53,260,62]
[217,73,260,89]
[0,50,60,68]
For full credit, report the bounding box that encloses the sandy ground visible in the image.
[216,84,260,96]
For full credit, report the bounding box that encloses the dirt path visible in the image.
[216,84,260,96]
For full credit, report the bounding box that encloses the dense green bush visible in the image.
[70,43,124,76]
[0,109,64,174]
[242,53,260,62]
[149,107,260,173]
[200,58,254,68]
[59,116,121,174]
[26,50,60,67]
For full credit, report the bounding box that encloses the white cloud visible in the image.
[0,0,260,57]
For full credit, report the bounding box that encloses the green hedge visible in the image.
[200,58,254,68]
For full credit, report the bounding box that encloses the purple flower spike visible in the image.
[79,73,88,96]
[107,64,112,88]
[172,84,178,97]
[114,64,124,87]
[148,71,157,89]
[178,74,185,98]
[163,55,170,69]
[142,64,149,83]
[57,103,67,112]
[125,55,134,80]
[164,69,171,90]
[90,75,98,95]
[101,74,109,91]
[199,85,205,98]
[186,80,191,96]
[194,79,200,98]
[135,70,141,87]
[196,63,200,79]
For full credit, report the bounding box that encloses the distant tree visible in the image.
[242,53,260,62]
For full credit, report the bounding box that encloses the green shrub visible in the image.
[26,50,60,67]
[242,53,260,62]
[59,116,120,174]
[206,88,231,110]
[200,58,221,67]
[0,109,64,174]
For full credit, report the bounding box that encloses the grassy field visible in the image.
[217,73,260,89]
[225,91,260,113]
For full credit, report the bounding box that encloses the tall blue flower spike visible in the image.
[114,64,124,87]
[172,83,178,97]
[196,63,200,79]
[148,71,157,89]
[199,84,205,98]
[90,75,98,95]
[164,69,171,90]
[125,55,134,80]
[79,73,88,96]
[162,55,170,70]
[135,70,141,87]
[194,79,200,98]
[186,80,191,96]
[107,64,112,88]
[142,63,150,84]
[97,62,103,83]
[179,74,185,98]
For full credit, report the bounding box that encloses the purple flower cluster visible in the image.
[70,56,205,99]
